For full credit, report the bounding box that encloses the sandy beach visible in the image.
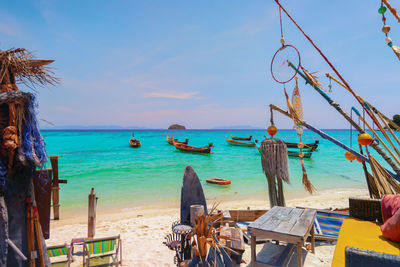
[46,187,369,266]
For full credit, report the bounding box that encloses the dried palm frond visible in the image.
[301,66,324,90]
[0,48,58,90]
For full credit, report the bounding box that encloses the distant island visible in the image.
[168,124,185,130]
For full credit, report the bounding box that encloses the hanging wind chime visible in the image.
[268,6,315,194]
[379,1,400,60]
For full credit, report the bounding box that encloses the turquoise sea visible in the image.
[42,129,382,211]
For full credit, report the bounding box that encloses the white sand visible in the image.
[47,188,369,266]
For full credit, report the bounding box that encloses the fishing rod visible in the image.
[288,61,400,176]
[274,0,389,146]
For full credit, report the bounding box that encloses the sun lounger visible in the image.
[83,235,122,267]
[47,243,71,267]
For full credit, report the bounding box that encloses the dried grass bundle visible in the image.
[0,48,58,89]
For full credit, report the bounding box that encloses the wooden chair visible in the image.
[47,243,71,267]
[83,235,122,267]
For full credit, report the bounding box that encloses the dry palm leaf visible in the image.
[301,66,324,90]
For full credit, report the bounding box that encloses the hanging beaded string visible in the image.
[279,7,285,46]
[379,1,400,60]
[328,76,332,93]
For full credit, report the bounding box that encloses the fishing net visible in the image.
[270,44,300,84]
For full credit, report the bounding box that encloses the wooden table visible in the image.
[248,206,316,267]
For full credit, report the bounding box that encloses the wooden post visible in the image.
[50,156,60,220]
[88,188,97,238]
[190,205,204,226]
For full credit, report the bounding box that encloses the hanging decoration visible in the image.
[358,133,374,146]
[379,1,400,60]
[269,5,315,194]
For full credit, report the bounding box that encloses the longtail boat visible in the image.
[206,178,231,185]
[173,140,213,154]
[285,140,319,151]
[256,143,313,158]
[129,138,141,148]
[229,133,252,141]
[226,138,256,147]
[287,151,313,158]
[166,135,188,145]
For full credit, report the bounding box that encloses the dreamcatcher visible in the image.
[379,0,400,60]
[268,7,315,194]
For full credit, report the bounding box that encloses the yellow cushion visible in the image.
[332,218,400,267]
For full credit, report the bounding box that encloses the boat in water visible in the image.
[206,178,231,185]
[129,138,141,147]
[287,151,313,158]
[129,133,141,147]
[173,140,213,154]
[229,133,252,141]
[226,138,256,147]
[256,143,313,158]
[166,135,188,145]
[285,140,319,151]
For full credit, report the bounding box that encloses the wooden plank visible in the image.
[50,156,60,220]
[58,179,68,184]
[249,207,280,230]
[228,210,267,222]
[273,208,304,237]
[88,188,97,238]
[33,169,52,239]
[248,228,299,244]
[289,209,316,240]
[252,243,295,267]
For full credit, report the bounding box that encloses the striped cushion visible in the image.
[315,211,348,237]
[87,239,116,255]
[47,246,68,257]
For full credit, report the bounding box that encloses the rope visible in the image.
[279,7,284,42]
[274,0,384,133]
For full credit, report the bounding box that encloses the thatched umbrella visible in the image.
[260,138,290,207]
[0,48,57,266]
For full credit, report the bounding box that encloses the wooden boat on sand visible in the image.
[173,140,213,154]
[129,138,141,147]
[206,178,231,185]
[166,135,188,145]
[226,138,256,147]
[229,133,252,141]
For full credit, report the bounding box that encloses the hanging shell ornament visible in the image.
[386,37,400,61]
[378,5,387,14]
[382,25,391,33]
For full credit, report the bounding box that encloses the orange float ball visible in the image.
[356,157,363,163]
[267,125,278,137]
[299,152,305,158]
[358,133,373,146]
[345,151,357,162]
[297,142,305,149]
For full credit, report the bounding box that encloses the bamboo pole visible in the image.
[364,102,400,159]
[326,73,400,132]
[359,144,373,198]
[376,110,400,148]
[353,108,400,166]
[289,62,400,176]
[33,210,45,267]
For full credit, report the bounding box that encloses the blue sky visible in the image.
[1,0,399,129]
